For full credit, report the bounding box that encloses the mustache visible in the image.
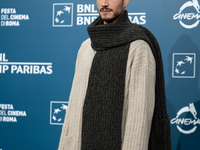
[100,7,113,12]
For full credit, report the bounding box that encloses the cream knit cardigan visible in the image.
[58,39,156,150]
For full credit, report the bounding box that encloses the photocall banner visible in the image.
[0,0,200,150]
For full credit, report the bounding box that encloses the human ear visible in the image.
[123,0,130,8]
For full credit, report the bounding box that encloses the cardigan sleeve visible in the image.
[58,39,94,150]
[58,39,91,150]
[122,40,156,150]
[57,47,80,150]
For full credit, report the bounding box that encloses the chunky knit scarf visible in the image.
[81,10,171,150]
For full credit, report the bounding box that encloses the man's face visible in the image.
[97,0,129,24]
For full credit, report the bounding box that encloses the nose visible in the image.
[101,0,109,7]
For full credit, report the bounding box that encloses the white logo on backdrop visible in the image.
[0,104,27,122]
[52,3,73,27]
[76,4,99,25]
[172,53,196,78]
[52,3,147,27]
[1,8,29,26]
[173,0,200,29]
[76,4,147,25]
[128,13,146,25]
[50,101,68,125]
[0,53,53,74]
[171,103,200,134]
[77,4,98,25]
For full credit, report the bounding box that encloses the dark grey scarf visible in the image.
[81,10,171,150]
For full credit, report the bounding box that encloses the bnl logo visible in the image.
[50,101,68,125]
[52,3,73,27]
[172,53,196,78]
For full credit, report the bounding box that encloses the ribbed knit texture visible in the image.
[81,10,172,150]
[58,39,157,150]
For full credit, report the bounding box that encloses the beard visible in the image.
[99,8,124,24]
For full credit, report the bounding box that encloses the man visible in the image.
[58,0,172,149]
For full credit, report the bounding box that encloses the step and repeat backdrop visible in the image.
[0,0,200,150]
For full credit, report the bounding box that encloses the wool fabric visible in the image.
[81,10,172,150]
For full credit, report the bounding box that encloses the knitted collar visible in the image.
[87,10,140,51]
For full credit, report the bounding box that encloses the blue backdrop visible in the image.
[0,0,200,150]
